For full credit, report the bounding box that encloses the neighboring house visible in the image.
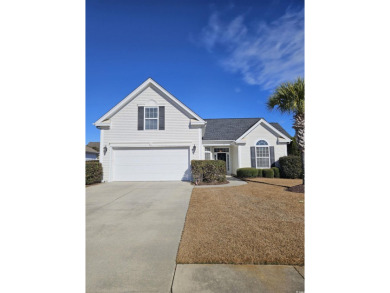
[94,78,291,182]
[87,142,100,152]
[86,145,99,161]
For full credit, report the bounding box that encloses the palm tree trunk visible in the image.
[293,113,305,185]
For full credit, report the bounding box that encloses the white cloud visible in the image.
[199,7,304,90]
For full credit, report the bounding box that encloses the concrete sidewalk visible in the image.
[194,175,247,188]
[172,264,304,293]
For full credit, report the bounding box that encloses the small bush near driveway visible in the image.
[86,161,103,185]
[279,156,303,179]
[236,168,257,178]
[191,160,226,184]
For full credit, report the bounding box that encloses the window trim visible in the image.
[144,106,159,130]
[204,147,211,160]
[255,139,270,169]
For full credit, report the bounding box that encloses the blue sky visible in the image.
[86,0,304,143]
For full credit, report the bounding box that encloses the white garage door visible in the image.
[112,147,190,181]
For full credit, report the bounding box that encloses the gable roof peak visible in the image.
[94,78,205,126]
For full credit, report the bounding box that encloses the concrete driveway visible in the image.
[86,181,193,293]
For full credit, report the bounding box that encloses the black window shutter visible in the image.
[159,106,165,130]
[269,146,275,167]
[138,106,144,130]
[250,147,256,168]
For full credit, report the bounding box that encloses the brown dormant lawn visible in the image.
[177,179,304,265]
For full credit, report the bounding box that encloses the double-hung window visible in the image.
[255,140,270,168]
[204,147,211,160]
[145,107,158,130]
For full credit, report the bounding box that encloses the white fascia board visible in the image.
[277,137,290,143]
[109,141,193,148]
[203,143,232,146]
[94,78,205,126]
[235,118,291,143]
[94,122,110,128]
[202,140,235,146]
[190,119,207,126]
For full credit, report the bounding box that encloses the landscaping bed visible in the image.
[287,184,304,193]
[177,180,304,265]
[244,177,303,188]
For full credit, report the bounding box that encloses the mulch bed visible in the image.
[243,177,303,188]
[177,181,304,265]
[85,183,102,188]
[287,184,304,193]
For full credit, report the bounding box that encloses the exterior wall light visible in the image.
[192,144,196,154]
[103,146,107,155]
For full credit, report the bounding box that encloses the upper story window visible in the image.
[255,140,270,168]
[145,107,158,130]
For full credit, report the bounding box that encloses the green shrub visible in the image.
[272,167,280,178]
[257,168,263,177]
[288,137,300,156]
[191,160,226,183]
[262,168,274,178]
[279,156,303,179]
[86,161,103,185]
[236,168,258,178]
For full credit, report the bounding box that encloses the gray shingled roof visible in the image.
[87,142,100,150]
[269,122,292,138]
[86,145,99,154]
[203,118,291,140]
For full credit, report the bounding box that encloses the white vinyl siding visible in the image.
[100,85,200,181]
[239,122,288,169]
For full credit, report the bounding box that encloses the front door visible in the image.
[217,152,230,174]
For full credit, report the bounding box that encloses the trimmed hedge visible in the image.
[86,160,103,185]
[191,160,226,183]
[236,168,258,178]
[279,156,303,179]
[262,168,274,178]
[257,168,263,177]
[272,167,280,178]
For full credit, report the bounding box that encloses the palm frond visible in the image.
[267,77,304,115]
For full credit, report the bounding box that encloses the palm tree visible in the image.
[267,77,305,184]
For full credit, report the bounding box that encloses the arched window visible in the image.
[255,140,270,168]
